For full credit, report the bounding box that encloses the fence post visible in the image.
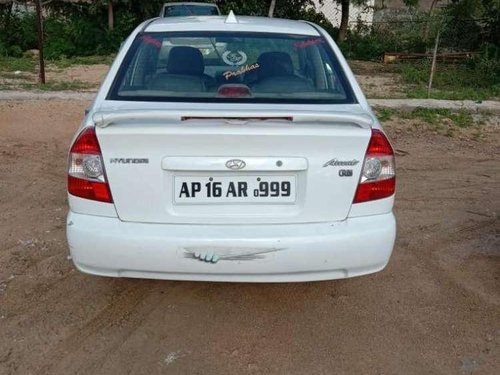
[35,0,45,84]
[427,29,440,98]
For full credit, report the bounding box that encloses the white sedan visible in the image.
[66,13,396,282]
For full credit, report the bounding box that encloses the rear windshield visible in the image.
[163,5,219,17]
[108,32,355,104]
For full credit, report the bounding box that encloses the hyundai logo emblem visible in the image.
[225,159,246,170]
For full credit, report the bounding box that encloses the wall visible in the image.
[311,0,375,26]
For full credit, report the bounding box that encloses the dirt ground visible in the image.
[350,60,410,98]
[0,100,499,375]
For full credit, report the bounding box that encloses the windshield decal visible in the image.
[222,50,248,66]
[141,35,161,49]
[294,38,324,49]
[223,63,260,80]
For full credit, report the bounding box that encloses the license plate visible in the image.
[174,175,296,204]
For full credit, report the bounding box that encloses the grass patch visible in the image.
[375,107,475,128]
[0,55,37,72]
[48,55,115,68]
[0,71,31,80]
[376,108,397,122]
[397,60,500,101]
[20,80,93,91]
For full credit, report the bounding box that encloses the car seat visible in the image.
[150,46,213,92]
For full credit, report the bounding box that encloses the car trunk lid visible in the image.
[94,109,372,224]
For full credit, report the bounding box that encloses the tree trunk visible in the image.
[338,0,350,42]
[108,0,114,31]
[35,0,45,84]
[268,0,277,18]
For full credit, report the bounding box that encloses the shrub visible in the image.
[0,9,37,57]
[467,45,500,86]
[0,2,136,60]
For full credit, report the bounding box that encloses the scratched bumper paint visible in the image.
[183,247,284,263]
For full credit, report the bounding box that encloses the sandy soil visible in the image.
[0,100,499,375]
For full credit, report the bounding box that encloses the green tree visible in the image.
[444,0,500,50]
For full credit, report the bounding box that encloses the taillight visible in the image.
[353,129,396,203]
[68,127,113,203]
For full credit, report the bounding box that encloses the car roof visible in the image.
[144,16,320,36]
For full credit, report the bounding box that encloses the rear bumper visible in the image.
[66,212,396,282]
